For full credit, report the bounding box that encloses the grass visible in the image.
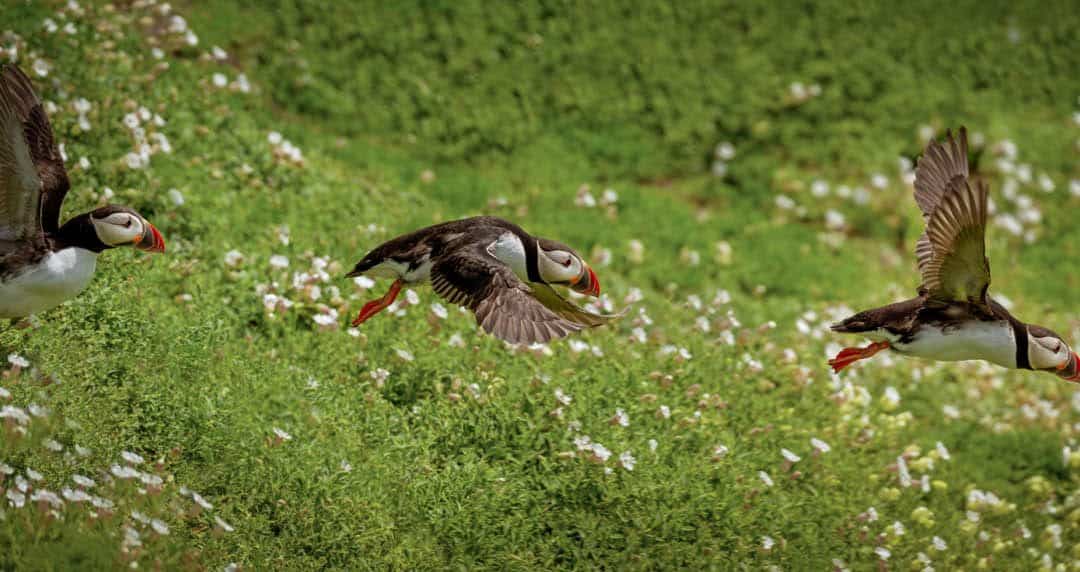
[2,0,1080,569]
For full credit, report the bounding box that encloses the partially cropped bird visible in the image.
[829,127,1079,382]
[0,63,165,319]
[346,216,622,344]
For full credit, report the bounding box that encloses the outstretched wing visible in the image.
[0,63,69,247]
[912,128,970,278]
[430,244,587,344]
[920,176,991,308]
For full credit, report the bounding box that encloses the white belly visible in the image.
[0,248,99,318]
[893,321,1017,368]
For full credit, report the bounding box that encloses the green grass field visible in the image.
[3,1,1080,569]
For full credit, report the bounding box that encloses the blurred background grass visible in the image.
[1,0,1080,569]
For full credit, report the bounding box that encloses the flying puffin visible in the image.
[829,128,1080,382]
[0,63,165,319]
[346,216,621,344]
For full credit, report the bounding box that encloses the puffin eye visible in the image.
[124,219,133,229]
[562,258,572,268]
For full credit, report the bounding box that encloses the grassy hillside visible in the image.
[2,0,1080,569]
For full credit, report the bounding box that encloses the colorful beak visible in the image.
[134,223,166,253]
[1058,352,1080,383]
[570,266,601,297]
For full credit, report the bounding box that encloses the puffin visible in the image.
[828,128,1080,382]
[346,216,622,344]
[0,63,165,319]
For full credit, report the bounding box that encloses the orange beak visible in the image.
[569,266,600,297]
[1059,352,1080,382]
[134,223,166,253]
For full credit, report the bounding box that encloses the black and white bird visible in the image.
[0,63,165,319]
[829,128,1079,382]
[346,216,621,344]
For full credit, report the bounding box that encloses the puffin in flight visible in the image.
[347,216,621,344]
[829,128,1079,381]
[0,63,165,319]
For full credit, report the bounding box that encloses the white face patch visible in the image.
[92,212,144,246]
[487,232,528,281]
[537,248,581,284]
[1029,335,1071,370]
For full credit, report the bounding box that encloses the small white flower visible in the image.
[931,536,947,551]
[269,255,290,269]
[658,405,671,419]
[761,535,775,550]
[713,445,729,459]
[272,427,292,441]
[7,354,30,368]
[215,516,235,532]
[72,474,96,488]
[611,408,629,428]
[781,448,801,463]
[896,456,911,487]
[224,250,244,267]
[268,131,283,145]
[340,460,352,472]
[758,471,774,487]
[648,439,658,452]
[714,141,736,161]
[121,451,145,465]
[430,303,448,319]
[168,188,185,206]
[618,451,636,471]
[150,519,170,535]
[212,73,228,88]
[110,465,140,479]
[810,438,831,453]
[935,441,951,461]
[874,547,891,561]
[62,487,92,502]
[370,368,390,385]
[394,348,414,362]
[590,443,612,463]
[554,388,572,406]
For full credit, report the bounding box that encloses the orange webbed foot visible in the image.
[351,279,404,327]
[829,341,890,373]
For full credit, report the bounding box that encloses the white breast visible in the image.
[895,320,1017,368]
[0,248,99,318]
[486,231,528,282]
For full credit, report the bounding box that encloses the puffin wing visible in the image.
[919,176,992,309]
[912,128,970,278]
[0,63,69,247]
[527,281,629,328]
[429,243,585,345]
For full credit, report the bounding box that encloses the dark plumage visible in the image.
[346,216,620,345]
[829,128,1080,381]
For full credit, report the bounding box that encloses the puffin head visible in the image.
[536,238,600,297]
[88,206,166,253]
[1027,325,1080,382]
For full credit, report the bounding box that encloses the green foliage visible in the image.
[1,0,1080,570]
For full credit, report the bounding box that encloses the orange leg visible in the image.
[351,279,404,326]
[828,341,890,373]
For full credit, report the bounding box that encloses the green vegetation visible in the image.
[2,0,1080,569]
